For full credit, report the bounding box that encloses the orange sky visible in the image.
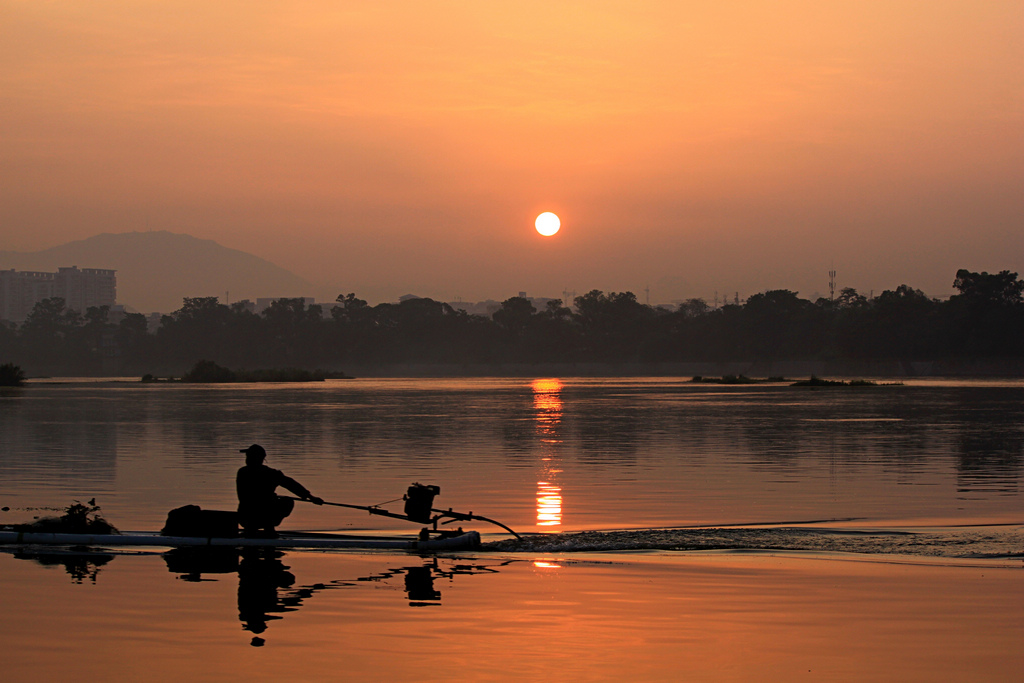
[2,1,1022,303]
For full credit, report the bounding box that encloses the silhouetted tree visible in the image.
[0,320,17,364]
[678,298,710,318]
[20,298,83,370]
[0,362,26,386]
[574,290,654,361]
[949,270,1024,356]
[116,313,152,371]
[738,290,825,359]
[531,298,581,361]
[262,298,326,366]
[80,305,113,353]
[953,269,1024,307]
[490,297,538,362]
[836,287,868,310]
[331,293,371,324]
[8,267,1024,375]
[844,285,943,359]
[156,297,234,367]
[493,297,536,334]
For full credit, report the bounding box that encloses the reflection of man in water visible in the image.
[237,444,323,537]
[237,548,297,647]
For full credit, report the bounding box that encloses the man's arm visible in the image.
[278,473,324,505]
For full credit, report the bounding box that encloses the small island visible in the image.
[691,375,787,384]
[143,360,351,384]
[688,375,904,387]
[790,376,902,387]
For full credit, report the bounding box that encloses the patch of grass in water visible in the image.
[791,376,902,387]
[691,375,787,385]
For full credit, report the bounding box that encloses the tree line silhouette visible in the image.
[2,269,1022,376]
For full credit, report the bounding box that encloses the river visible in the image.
[1,377,1021,680]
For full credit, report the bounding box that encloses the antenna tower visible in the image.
[828,269,836,303]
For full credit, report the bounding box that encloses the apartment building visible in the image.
[0,266,117,323]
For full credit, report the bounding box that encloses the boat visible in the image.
[1,482,514,553]
[0,528,482,551]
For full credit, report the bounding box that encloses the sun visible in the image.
[535,212,560,237]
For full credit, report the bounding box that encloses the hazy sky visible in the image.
[2,1,1022,304]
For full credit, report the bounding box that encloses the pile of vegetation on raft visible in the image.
[691,375,787,384]
[175,359,348,383]
[11,499,118,535]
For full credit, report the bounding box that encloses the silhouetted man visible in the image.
[237,444,323,537]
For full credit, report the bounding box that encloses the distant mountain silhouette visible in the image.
[0,231,312,313]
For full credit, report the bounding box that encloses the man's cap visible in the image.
[239,444,266,458]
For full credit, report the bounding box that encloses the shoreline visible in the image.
[341,359,1024,378]
[17,357,1024,380]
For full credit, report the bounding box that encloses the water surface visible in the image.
[2,377,1022,681]
[2,377,1021,532]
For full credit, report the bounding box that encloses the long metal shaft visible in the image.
[287,497,415,523]
[286,496,522,539]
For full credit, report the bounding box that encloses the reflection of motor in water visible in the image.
[404,564,440,605]
[532,378,565,528]
[161,549,513,646]
[358,558,510,606]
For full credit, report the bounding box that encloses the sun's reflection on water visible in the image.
[532,379,564,529]
[536,480,563,527]
[531,378,563,439]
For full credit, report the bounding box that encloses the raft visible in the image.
[0,529,482,551]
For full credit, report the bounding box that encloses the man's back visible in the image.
[237,463,286,506]
[235,444,322,534]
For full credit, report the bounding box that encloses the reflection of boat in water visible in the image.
[9,545,512,647]
[6,547,115,583]
[0,528,481,551]
[163,548,512,646]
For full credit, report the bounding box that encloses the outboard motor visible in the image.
[403,483,440,523]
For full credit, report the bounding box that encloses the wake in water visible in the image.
[484,525,1024,559]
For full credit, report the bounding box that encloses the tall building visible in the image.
[0,270,54,323]
[0,266,117,323]
[54,267,117,316]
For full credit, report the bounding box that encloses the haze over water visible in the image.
[3,378,1022,532]
[1,377,1022,681]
